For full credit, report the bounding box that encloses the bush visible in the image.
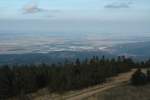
[146,69,150,82]
[130,69,147,86]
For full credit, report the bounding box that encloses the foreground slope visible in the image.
[83,84,150,100]
[27,69,136,100]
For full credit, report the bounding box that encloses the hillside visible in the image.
[8,69,136,100]
[30,69,150,100]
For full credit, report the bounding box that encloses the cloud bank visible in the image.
[104,2,132,9]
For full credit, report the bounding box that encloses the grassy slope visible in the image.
[83,84,150,100]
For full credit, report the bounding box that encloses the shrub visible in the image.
[130,69,147,86]
[146,69,150,82]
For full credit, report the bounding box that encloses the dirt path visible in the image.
[63,69,136,100]
[33,69,136,100]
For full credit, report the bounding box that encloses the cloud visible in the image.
[23,3,45,14]
[104,2,132,9]
[22,2,60,14]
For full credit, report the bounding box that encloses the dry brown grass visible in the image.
[82,84,150,100]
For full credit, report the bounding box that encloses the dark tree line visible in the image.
[0,56,149,99]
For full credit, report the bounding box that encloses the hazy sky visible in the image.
[0,0,150,34]
[0,0,150,54]
[0,0,150,20]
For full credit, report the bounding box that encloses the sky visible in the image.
[0,0,150,35]
[0,0,150,20]
[0,0,150,54]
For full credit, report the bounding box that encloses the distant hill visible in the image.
[0,51,113,65]
[109,41,150,59]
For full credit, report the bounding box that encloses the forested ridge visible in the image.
[0,56,150,99]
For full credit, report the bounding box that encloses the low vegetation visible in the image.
[0,56,150,99]
[81,69,150,100]
[83,84,150,100]
[130,68,150,85]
